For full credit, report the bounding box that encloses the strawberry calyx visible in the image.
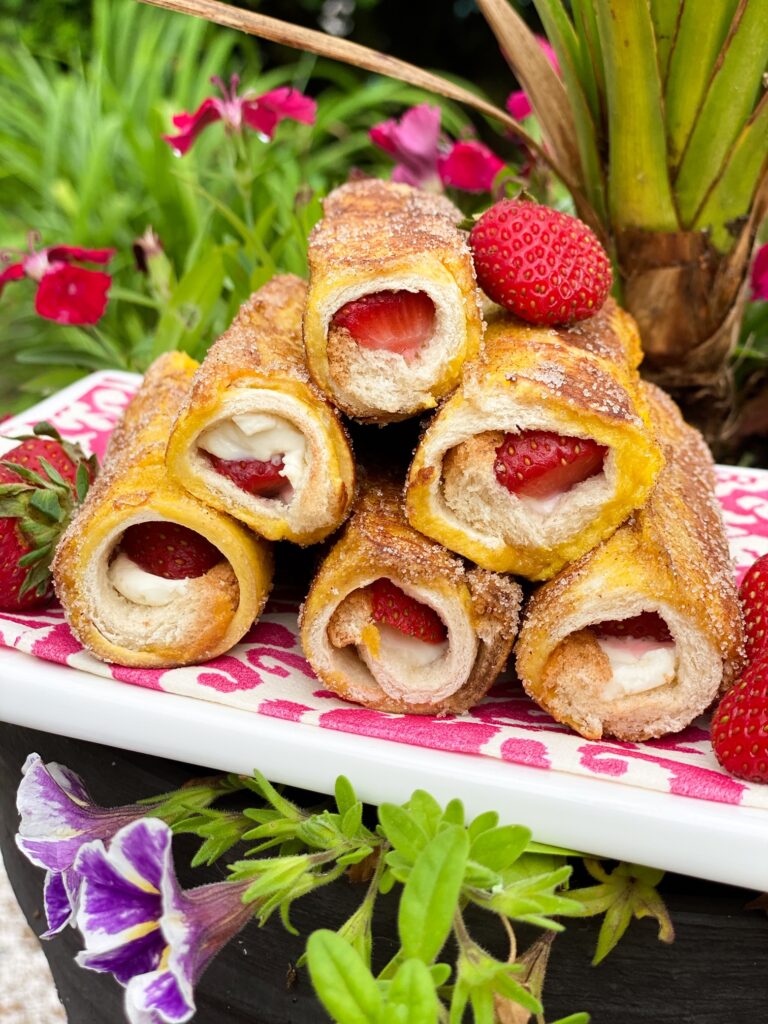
[0,422,96,605]
[368,578,447,644]
[494,430,606,499]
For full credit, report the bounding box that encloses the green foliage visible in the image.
[135,769,678,1022]
[0,0,454,413]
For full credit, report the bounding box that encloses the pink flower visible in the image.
[506,37,561,122]
[0,240,114,326]
[369,103,443,189]
[750,243,768,301]
[369,104,505,194]
[437,140,505,193]
[163,75,317,156]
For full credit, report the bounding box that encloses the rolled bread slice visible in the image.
[515,383,744,742]
[300,476,522,714]
[406,300,663,580]
[166,275,355,546]
[303,179,483,423]
[53,352,273,668]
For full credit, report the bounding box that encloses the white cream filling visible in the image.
[108,553,191,608]
[598,636,677,701]
[197,413,307,490]
[516,491,565,515]
[373,623,449,669]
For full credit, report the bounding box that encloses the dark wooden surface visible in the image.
[1,721,767,1024]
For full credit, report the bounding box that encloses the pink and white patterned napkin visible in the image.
[2,372,768,811]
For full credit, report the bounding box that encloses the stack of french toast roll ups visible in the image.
[53,180,744,740]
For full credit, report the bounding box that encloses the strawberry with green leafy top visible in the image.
[0,423,96,611]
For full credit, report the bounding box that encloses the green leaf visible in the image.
[440,799,465,828]
[468,810,498,841]
[674,0,768,225]
[592,889,634,965]
[243,770,303,820]
[633,883,675,945]
[385,959,440,1024]
[665,0,741,166]
[341,802,364,839]
[75,462,90,504]
[307,930,383,1024]
[470,824,530,872]
[398,826,469,964]
[594,0,678,230]
[335,775,357,817]
[378,804,429,864]
[151,244,226,358]
[551,1015,591,1024]
[405,790,443,839]
[693,97,768,251]
[649,0,681,84]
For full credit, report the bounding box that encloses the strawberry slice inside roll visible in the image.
[53,352,273,669]
[166,275,355,546]
[300,478,522,715]
[515,385,744,742]
[406,301,663,580]
[304,179,483,424]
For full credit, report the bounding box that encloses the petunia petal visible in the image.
[76,840,162,951]
[437,140,505,193]
[45,246,116,265]
[34,264,111,325]
[78,928,167,985]
[125,969,195,1024]
[16,755,97,871]
[42,871,75,937]
[163,97,222,155]
[0,261,25,296]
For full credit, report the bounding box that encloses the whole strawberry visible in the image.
[469,199,612,325]
[739,553,768,663]
[0,423,96,611]
[711,656,768,783]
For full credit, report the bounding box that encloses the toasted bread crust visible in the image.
[406,299,663,578]
[515,383,744,740]
[53,352,273,668]
[166,276,355,545]
[304,180,483,422]
[300,476,522,714]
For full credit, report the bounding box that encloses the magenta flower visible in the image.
[0,241,114,326]
[370,103,506,194]
[506,37,561,122]
[437,140,505,193]
[163,74,317,156]
[15,754,155,937]
[76,818,252,1024]
[750,243,768,301]
[369,103,443,189]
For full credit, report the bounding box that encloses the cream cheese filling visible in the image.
[597,636,677,701]
[371,623,449,669]
[108,553,191,608]
[197,413,307,490]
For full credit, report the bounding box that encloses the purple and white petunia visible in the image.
[15,753,157,936]
[76,818,252,1024]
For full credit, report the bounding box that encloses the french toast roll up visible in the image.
[166,275,355,545]
[53,352,273,668]
[304,179,483,424]
[515,384,744,742]
[300,476,522,714]
[406,300,663,580]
